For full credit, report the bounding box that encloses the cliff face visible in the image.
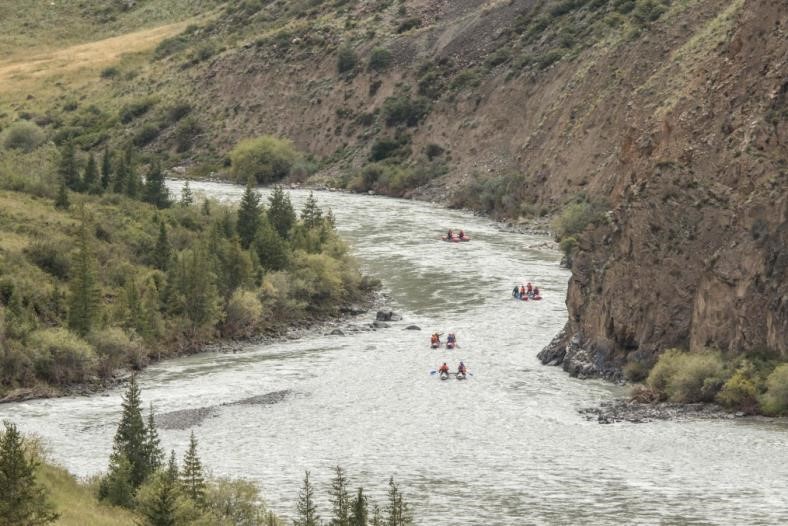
[538,0,787,377]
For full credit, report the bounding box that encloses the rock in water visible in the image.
[376,310,401,322]
[405,325,421,330]
[330,328,345,336]
[373,320,390,328]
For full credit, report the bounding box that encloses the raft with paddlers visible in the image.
[441,229,470,242]
[512,283,543,301]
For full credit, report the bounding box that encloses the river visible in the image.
[2,180,787,525]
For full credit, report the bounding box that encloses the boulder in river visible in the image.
[330,328,345,336]
[376,310,402,322]
[404,325,421,330]
[373,320,390,328]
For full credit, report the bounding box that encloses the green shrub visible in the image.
[647,349,725,403]
[449,69,482,91]
[223,290,264,337]
[623,358,649,382]
[132,124,160,147]
[369,134,410,161]
[25,241,71,279]
[229,135,300,184]
[100,66,120,79]
[716,361,759,411]
[119,98,156,124]
[381,94,430,127]
[174,117,202,153]
[552,199,606,240]
[559,236,578,261]
[633,0,668,24]
[2,121,46,152]
[760,364,788,416]
[88,328,146,377]
[165,103,192,124]
[28,328,97,385]
[368,47,392,72]
[337,44,358,74]
[396,17,421,33]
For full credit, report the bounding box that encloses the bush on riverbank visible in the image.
[229,135,301,184]
[642,348,788,414]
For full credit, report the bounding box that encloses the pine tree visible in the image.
[67,212,100,336]
[180,181,194,207]
[83,153,99,193]
[140,277,164,341]
[0,421,58,525]
[113,154,128,194]
[236,179,261,249]
[54,176,70,210]
[267,185,296,239]
[58,142,81,191]
[325,208,336,230]
[140,473,178,526]
[252,216,290,271]
[153,222,172,271]
[145,403,164,473]
[143,162,171,209]
[201,199,211,216]
[330,466,351,526]
[370,505,382,526]
[384,478,411,526]
[301,192,323,230]
[100,146,112,190]
[349,488,368,526]
[165,450,178,482]
[122,278,142,329]
[126,150,141,198]
[294,471,319,526]
[180,431,206,506]
[181,244,220,332]
[101,374,153,505]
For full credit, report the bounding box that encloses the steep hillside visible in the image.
[1,0,785,383]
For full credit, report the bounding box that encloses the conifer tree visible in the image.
[267,185,296,239]
[301,192,323,230]
[139,473,178,526]
[58,142,80,191]
[98,452,135,508]
[113,154,128,194]
[0,421,58,525]
[105,375,152,494]
[166,450,178,482]
[83,153,99,193]
[122,278,142,329]
[384,478,411,526]
[153,222,172,271]
[145,403,164,473]
[100,146,112,190]
[370,505,382,526]
[330,466,351,526]
[294,471,319,526]
[54,176,70,210]
[180,431,206,506]
[237,179,261,249]
[140,278,163,341]
[126,151,141,198]
[349,488,368,526]
[181,245,220,332]
[201,199,211,216]
[180,181,194,207]
[143,162,171,209]
[252,216,290,271]
[325,208,336,230]
[67,212,100,336]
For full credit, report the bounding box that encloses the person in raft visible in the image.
[447,229,453,239]
[513,285,520,298]
[447,333,457,345]
[431,333,441,346]
[458,230,466,240]
[438,363,450,374]
[520,284,526,297]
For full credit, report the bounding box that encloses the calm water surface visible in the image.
[2,181,786,525]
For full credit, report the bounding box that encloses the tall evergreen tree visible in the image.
[267,185,296,239]
[122,278,142,329]
[143,162,171,209]
[104,375,152,495]
[294,471,319,526]
[181,244,220,332]
[236,179,261,249]
[180,181,194,207]
[100,146,112,190]
[325,208,336,230]
[113,153,128,194]
[83,153,99,193]
[139,473,178,526]
[180,431,206,506]
[98,452,134,508]
[349,488,368,526]
[54,176,70,210]
[126,150,141,198]
[370,505,382,526]
[201,199,211,216]
[153,222,172,271]
[58,142,80,191]
[67,213,100,336]
[145,403,164,473]
[384,478,411,526]
[0,421,58,525]
[301,192,323,230]
[252,216,290,271]
[165,450,178,482]
[330,466,351,526]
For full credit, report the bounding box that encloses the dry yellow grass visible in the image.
[0,21,189,95]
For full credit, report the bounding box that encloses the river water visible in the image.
[2,181,787,525]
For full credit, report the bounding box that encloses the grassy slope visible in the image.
[39,463,137,526]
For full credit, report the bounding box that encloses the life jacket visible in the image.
[527,283,533,292]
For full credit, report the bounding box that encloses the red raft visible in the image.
[441,235,471,242]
